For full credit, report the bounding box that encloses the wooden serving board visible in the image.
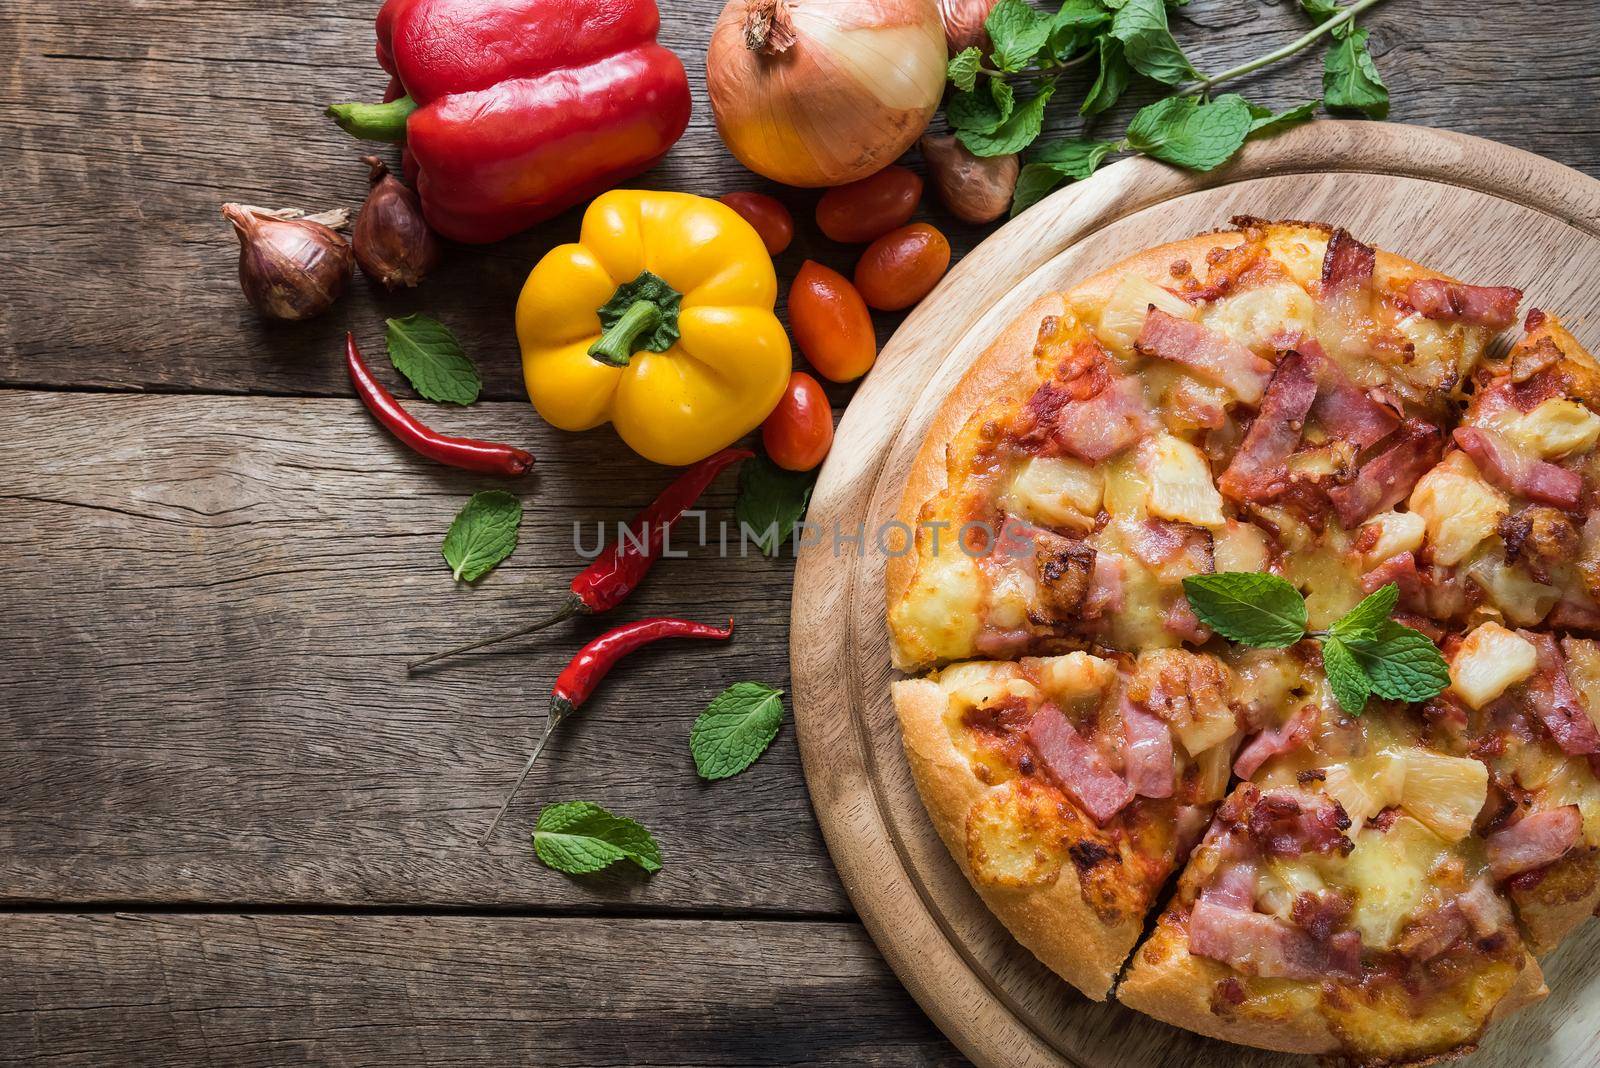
[789,121,1600,1068]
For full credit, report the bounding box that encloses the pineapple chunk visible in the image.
[1139,434,1225,527]
[1463,549,1559,627]
[1344,816,1450,949]
[1024,652,1115,707]
[1503,398,1600,459]
[987,563,1038,630]
[1409,452,1508,567]
[1096,274,1198,357]
[1562,638,1600,734]
[966,781,1064,888]
[1449,622,1538,710]
[1401,750,1488,842]
[941,662,1034,711]
[1359,510,1426,566]
[1213,520,1269,573]
[1321,751,1407,834]
[1001,456,1103,532]
[891,551,983,665]
[1202,280,1317,356]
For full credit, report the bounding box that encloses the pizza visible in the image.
[885,218,1600,1063]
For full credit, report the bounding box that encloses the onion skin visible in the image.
[920,134,1019,224]
[938,0,996,54]
[707,0,947,188]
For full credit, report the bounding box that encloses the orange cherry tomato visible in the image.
[815,165,923,244]
[719,191,794,256]
[788,261,878,383]
[854,223,951,311]
[762,371,834,472]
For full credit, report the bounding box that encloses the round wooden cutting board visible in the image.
[790,121,1600,1068]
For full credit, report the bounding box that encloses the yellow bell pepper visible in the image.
[516,190,791,466]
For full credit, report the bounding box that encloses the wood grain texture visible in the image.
[0,912,962,1066]
[3,0,1599,401]
[790,123,1600,1067]
[0,389,843,912]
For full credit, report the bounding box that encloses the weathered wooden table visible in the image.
[3,2,1597,1064]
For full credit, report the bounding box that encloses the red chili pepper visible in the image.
[408,447,749,673]
[479,617,734,844]
[346,333,534,476]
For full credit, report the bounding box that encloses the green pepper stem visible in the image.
[589,299,663,367]
[325,96,417,143]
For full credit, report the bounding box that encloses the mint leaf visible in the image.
[1182,572,1307,648]
[533,801,662,875]
[441,490,522,583]
[1081,37,1133,116]
[1323,24,1389,119]
[1321,636,1372,715]
[1125,94,1253,171]
[1050,0,1110,59]
[1300,0,1341,21]
[1011,139,1119,216]
[1330,582,1399,640]
[1110,0,1196,85]
[986,0,1053,72]
[947,47,983,93]
[386,314,481,405]
[737,455,815,557]
[1342,621,1450,703]
[690,683,785,781]
[948,80,1015,135]
[1234,97,1320,138]
[958,84,1055,157]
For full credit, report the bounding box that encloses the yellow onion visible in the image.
[707,0,947,188]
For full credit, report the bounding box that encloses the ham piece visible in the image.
[1234,705,1316,779]
[1021,375,1154,463]
[1217,350,1319,503]
[1457,878,1513,937]
[1518,632,1600,755]
[1486,805,1583,881]
[1025,704,1135,825]
[1405,279,1523,330]
[1302,339,1400,452]
[1189,899,1360,980]
[1361,551,1426,613]
[1321,228,1375,291]
[1328,420,1444,527]
[1122,699,1175,799]
[1135,309,1275,404]
[1452,427,1582,511]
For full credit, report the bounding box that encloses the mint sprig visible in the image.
[690,683,785,781]
[1181,577,1449,715]
[533,801,662,875]
[943,0,1391,214]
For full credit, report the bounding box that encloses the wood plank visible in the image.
[0,388,845,911]
[4,0,1598,399]
[0,912,963,1066]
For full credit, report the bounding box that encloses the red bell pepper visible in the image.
[327,0,691,244]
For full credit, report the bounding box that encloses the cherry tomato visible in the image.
[762,371,834,472]
[815,166,923,244]
[854,223,951,311]
[719,191,794,256]
[788,261,877,383]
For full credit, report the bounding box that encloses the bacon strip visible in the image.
[1122,699,1175,799]
[1452,427,1582,511]
[1217,351,1319,503]
[1233,705,1315,779]
[1021,375,1155,462]
[1328,420,1444,527]
[1405,279,1523,330]
[1189,900,1360,980]
[1397,902,1468,961]
[1301,339,1400,451]
[1321,229,1375,291]
[1025,704,1135,825]
[1135,309,1275,404]
[1361,551,1425,613]
[1519,631,1600,755]
[1486,805,1583,881]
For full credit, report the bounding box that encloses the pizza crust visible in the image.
[893,677,1140,1000]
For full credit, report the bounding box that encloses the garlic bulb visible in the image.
[707,0,947,188]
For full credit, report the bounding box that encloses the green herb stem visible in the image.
[1183,0,1387,96]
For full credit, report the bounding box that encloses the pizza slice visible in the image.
[1118,670,1548,1062]
[892,647,1249,999]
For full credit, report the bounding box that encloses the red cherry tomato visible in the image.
[854,223,951,311]
[762,371,834,472]
[816,166,923,244]
[788,261,878,383]
[719,191,794,256]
